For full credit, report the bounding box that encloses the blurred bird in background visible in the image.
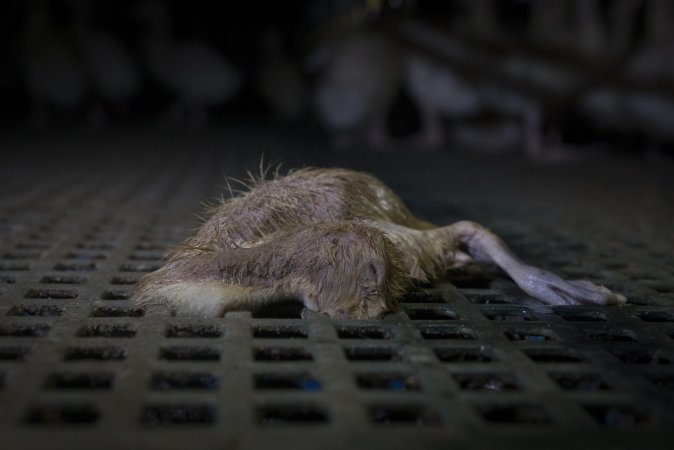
[69,0,142,127]
[134,1,241,128]
[20,0,88,128]
[3,0,674,159]
[256,30,308,122]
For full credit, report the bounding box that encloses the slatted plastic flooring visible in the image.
[1,128,673,449]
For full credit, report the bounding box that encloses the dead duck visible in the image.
[134,167,625,319]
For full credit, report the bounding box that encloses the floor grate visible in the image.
[1,129,673,449]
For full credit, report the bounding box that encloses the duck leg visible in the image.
[388,220,626,306]
[446,221,625,305]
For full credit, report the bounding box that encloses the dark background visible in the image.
[1,2,673,446]
[2,0,674,160]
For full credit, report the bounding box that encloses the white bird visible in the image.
[396,15,580,160]
[405,55,480,147]
[625,92,674,139]
[580,87,674,141]
[622,0,674,84]
[135,1,241,127]
[256,31,308,122]
[577,0,674,143]
[70,1,141,126]
[314,29,404,148]
[20,1,88,128]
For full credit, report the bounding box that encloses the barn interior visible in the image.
[0,1,673,449]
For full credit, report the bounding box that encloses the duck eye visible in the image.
[369,263,382,285]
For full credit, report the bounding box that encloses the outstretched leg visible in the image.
[408,221,625,306]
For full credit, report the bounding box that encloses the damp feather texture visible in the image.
[134,167,626,318]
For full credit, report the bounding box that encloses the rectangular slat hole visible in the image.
[624,296,654,306]
[651,284,674,294]
[548,373,611,391]
[555,309,608,322]
[100,290,132,300]
[251,300,304,319]
[417,325,477,340]
[483,308,536,322]
[608,349,672,365]
[369,404,439,425]
[582,328,637,342]
[254,347,313,362]
[344,347,400,362]
[84,234,118,242]
[405,307,456,321]
[160,346,220,361]
[604,261,628,270]
[643,373,674,392]
[77,242,113,251]
[128,252,164,261]
[77,323,136,338]
[151,371,219,390]
[64,346,127,361]
[119,263,161,272]
[142,404,216,426]
[40,275,86,284]
[90,306,144,317]
[24,288,78,299]
[110,276,139,285]
[7,305,65,316]
[255,373,321,391]
[257,404,327,425]
[583,404,649,428]
[253,325,307,339]
[355,372,419,391]
[65,252,106,261]
[336,325,392,340]
[45,372,114,389]
[166,324,223,338]
[53,262,97,271]
[633,310,674,323]
[453,373,519,391]
[400,291,445,303]
[135,243,168,251]
[0,262,30,271]
[24,404,99,425]
[452,277,492,289]
[524,349,584,363]
[0,346,30,360]
[476,403,551,424]
[465,293,515,305]
[0,323,51,337]
[504,327,557,342]
[434,348,493,363]
[16,242,50,250]
[0,275,17,284]
[2,252,40,260]
[138,236,176,243]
